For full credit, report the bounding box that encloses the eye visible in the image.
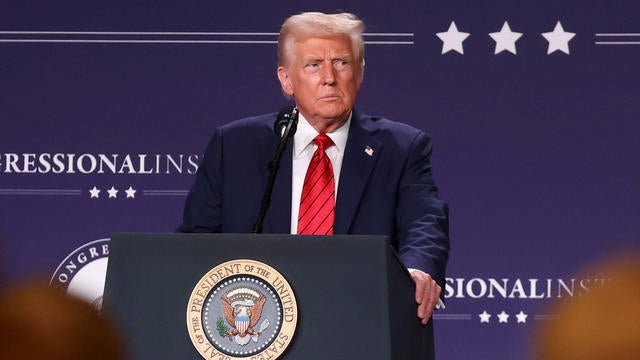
[334,60,349,69]
[304,62,320,73]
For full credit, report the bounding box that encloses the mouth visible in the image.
[319,95,341,101]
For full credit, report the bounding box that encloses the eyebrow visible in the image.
[301,54,353,62]
[332,54,353,61]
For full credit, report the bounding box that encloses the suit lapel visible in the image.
[263,138,293,234]
[334,110,381,234]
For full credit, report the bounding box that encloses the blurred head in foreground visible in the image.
[535,253,640,360]
[0,281,126,360]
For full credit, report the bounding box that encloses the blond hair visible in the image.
[278,12,365,71]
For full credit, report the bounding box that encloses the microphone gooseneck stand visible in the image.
[252,107,298,233]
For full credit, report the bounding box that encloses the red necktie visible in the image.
[298,134,335,235]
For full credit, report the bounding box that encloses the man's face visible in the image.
[277,34,362,129]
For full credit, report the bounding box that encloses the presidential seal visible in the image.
[187,259,298,360]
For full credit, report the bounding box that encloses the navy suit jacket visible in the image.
[180,108,449,288]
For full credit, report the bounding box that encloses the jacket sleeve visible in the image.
[179,127,224,233]
[394,130,450,289]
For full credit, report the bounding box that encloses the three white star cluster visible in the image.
[436,21,576,55]
[89,186,136,199]
[479,310,528,324]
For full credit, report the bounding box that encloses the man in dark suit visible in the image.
[180,12,449,325]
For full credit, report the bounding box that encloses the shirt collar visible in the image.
[293,111,351,157]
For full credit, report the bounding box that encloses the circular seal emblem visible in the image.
[49,238,110,309]
[187,259,298,360]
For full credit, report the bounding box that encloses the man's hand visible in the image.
[410,269,442,325]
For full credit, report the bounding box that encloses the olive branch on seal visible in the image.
[216,316,230,337]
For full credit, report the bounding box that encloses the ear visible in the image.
[277,66,294,96]
[355,59,365,90]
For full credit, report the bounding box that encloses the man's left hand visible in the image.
[410,269,441,325]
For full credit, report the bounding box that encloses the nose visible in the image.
[321,63,336,85]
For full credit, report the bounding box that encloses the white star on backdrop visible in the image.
[542,21,576,54]
[497,311,510,323]
[89,186,100,198]
[436,21,470,54]
[125,186,137,199]
[479,310,491,323]
[516,311,528,323]
[107,186,119,198]
[489,21,522,55]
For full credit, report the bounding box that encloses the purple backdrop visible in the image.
[2,1,639,359]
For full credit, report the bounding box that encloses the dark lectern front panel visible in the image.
[103,233,430,360]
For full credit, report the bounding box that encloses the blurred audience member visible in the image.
[0,280,126,360]
[535,253,640,360]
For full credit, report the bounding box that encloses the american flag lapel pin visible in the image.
[364,146,374,157]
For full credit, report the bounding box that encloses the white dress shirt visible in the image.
[290,112,351,234]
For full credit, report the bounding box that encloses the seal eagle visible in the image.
[220,295,266,338]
